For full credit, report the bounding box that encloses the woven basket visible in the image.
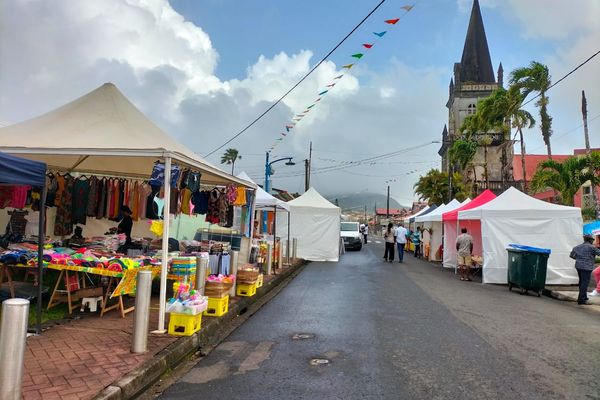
[204,280,233,298]
[237,267,260,284]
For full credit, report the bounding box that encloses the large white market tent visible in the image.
[403,205,430,226]
[236,171,289,211]
[277,187,341,262]
[0,83,255,333]
[415,199,468,261]
[458,187,581,284]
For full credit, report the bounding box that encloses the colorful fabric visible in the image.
[72,178,90,225]
[54,175,74,236]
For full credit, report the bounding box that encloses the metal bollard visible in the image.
[292,238,298,260]
[286,239,291,266]
[0,298,30,400]
[229,251,239,297]
[131,270,152,353]
[265,243,273,275]
[278,244,283,271]
[195,256,208,295]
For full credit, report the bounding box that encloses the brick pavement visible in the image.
[22,298,176,400]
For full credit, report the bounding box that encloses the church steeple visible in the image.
[458,0,495,83]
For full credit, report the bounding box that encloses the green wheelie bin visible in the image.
[506,244,551,297]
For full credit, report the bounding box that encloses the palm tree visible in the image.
[413,169,469,204]
[530,155,599,206]
[510,61,553,159]
[220,148,242,175]
[449,138,478,191]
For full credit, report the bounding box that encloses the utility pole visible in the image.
[304,159,309,192]
[386,185,390,219]
[308,141,313,189]
[582,90,598,215]
[364,205,367,224]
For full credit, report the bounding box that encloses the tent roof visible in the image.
[410,204,437,222]
[288,187,340,210]
[459,187,581,220]
[443,190,496,222]
[403,205,430,223]
[236,171,289,211]
[415,199,468,222]
[0,151,46,187]
[0,83,253,188]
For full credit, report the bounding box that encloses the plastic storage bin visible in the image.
[168,313,202,336]
[507,244,551,297]
[204,295,229,317]
[236,282,257,297]
[256,274,264,288]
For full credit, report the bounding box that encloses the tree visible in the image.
[449,138,478,191]
[414,169,470,205]
[220,148,242,175]
[530,155,599,206]
[510,61,553,159]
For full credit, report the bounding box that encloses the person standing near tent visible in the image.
[362,224,369,244]
[412,227,422,258]
[456,228,473,281]
[383,222,395,263]
[569,234,600,305]
[395,223,407,263]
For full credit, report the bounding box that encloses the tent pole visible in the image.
[286,210,291,266]
[36,180,47,335]
[157,157,172,333]
[273,206,277,273]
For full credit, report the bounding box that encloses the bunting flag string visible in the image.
[267,4,415,153]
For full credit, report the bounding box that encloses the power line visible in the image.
[522,49,600,107]
[203,0,388,158]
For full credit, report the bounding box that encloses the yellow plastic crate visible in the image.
[236,282,257,297]
[256,274,264,288]
[168,313,202,336]
[204,295,229,317]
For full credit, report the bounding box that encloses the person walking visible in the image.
[412,227,422,258]
[569,234,600,305]
[383,222,396,263]
[363,224,369,244]
[456,227,473,281]
[396,223,407,263]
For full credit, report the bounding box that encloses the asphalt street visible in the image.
[159,238,600,400]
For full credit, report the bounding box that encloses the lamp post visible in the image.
[263,152,295,232]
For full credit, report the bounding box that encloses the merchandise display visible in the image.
[167,282,207,316]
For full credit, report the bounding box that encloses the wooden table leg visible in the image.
[47,269,64,310]
[0,265,15,298]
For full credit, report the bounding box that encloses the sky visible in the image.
[1,0,599,206]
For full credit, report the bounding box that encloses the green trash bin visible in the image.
[506,244,551,297]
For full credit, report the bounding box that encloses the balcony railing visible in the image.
[475,180,523,194]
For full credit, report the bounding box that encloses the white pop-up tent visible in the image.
[415,199,469,261]
[403,205,430,230]
[237,172,289,211]
[458,187,582,284]
[0,83,255,333]
[277,187,341,262]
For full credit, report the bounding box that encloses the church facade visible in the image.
[438,0,514,192]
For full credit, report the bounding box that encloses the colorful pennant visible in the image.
[342,64,354,69]
[318,90,329,95]
[363,43,374,49]
[385,18,400,25]
[352,53,364,59]
[334,75,344,79]
[373,31,387,37]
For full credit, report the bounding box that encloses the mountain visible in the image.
[324,192,404,211]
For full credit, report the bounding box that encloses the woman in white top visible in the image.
[383,222,395,262]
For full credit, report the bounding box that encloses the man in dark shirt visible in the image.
[570,235,600,305]
[117,205,133,246]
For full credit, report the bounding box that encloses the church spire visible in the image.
[459,0,495,83]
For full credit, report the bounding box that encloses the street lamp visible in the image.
[263,151,295,231]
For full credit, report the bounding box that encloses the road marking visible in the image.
[374,240,382,244]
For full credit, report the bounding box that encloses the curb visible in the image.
[93,261,307,400]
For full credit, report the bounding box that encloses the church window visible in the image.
[467,103,476,115]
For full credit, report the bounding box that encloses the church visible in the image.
[438,0,514,193]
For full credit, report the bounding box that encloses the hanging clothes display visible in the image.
[86,176,99,217]
[233,186,247,206]
[72,177,90,225]
[54,174,74,236]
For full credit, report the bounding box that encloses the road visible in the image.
[158,238,600,400]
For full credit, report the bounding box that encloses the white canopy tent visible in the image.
[0,83,255,333]
[458,187,582,284]
[415,199,469,261]
[402,205,430,230]
[236,172,289,211]
[277,188,341,262]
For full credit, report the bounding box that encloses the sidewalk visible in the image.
[17,262,304,400]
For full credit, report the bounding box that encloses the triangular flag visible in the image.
[318,90,329,95]
[373,31,387,37]
[385,18,400,25]
[363,43,373,49]
[315,98,321,102]
[303,109,311,113]
[326,83,336,88]
[401,5,414,11]
[351,53,364,59]
[307,104,315,109]
[276,138,282,141]
[334,75,343,79]
[281,132,287,136]
[342,64,354,69]
[286,125,294,129]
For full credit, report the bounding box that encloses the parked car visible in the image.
[341,221,362,251]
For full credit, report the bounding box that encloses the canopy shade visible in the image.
[415,199,467,222]
[410,204,437,223]
[236,171,289,211]
[0,83,254,188]
[403,205,430,223]
[442,190,496,222]
[0,151,46,187]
